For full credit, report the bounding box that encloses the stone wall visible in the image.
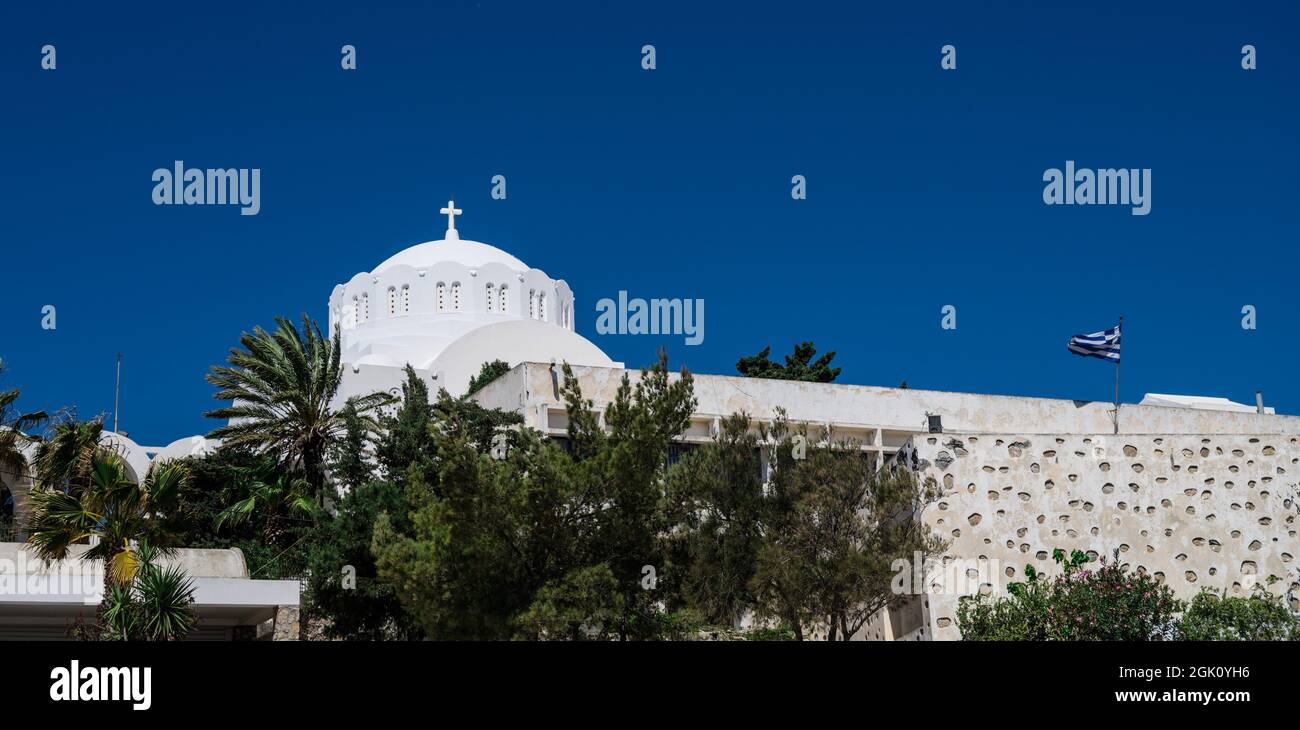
[900,433,1300,640]
[273,605,300,641]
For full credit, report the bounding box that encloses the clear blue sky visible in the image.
[2,1,1297,446]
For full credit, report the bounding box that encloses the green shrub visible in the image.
[1179,585,1299,641]
[958,549,1182,640]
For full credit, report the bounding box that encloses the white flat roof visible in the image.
[1140,393,1274,414]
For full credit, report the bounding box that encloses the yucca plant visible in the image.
[101,542,197,641]
[205,315,391,498]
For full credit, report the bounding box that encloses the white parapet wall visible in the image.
[474,363,1300,440]
[0,543,299,640]
[899,433,1300,640]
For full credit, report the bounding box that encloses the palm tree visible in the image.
[26,452,190,589]
[0,361,47,533]
[33,418,104,493]
[214,464,317,546]
[205,315,391,498]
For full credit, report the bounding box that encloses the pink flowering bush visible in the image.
[957,549,1182,640]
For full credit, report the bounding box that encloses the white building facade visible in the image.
[4,203,1296,640]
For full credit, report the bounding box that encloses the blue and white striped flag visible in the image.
[1068,323,1121,363]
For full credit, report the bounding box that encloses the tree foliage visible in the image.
[34,418,105,494]
[330,401,375,493]
[736,342,841,383]
[959,550,1300,641]
[467,359,511,396]
[205,315,391,496]
[98,542,198,641]
[373,366,436,485]
[1179,585,1299,641]
[663,415,767,624]
[664,414,944,640]
[754,422,943,640]
[958,549,1184,640]
[373,352,697,640]
[212,463,317,547]
[0,359,45,493]
[303,478,424,640]
[27,450,191,586]
[370,353,941,641]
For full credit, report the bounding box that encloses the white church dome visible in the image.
[372,237,528,273]
[328,201,618,400]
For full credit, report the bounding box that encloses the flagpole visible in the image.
[114,352,121,434]
[1113,316,1123,434]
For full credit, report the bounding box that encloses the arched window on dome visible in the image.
[387,287,397,317]
[528,290,536,319]
[360,293,369,323]
[538,292,547,322]
[400,285,410,315]
[436,282,446,312]
[486,283,496,313]
[498,285,508,314]
[451,282,462,311]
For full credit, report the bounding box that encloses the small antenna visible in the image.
[114,353,121,433]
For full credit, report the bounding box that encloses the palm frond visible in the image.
[110,542,142,585]
[142,460,190,509]
[204,315,348,495]
[214,496,258,531]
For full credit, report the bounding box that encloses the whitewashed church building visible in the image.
[326,201,620,405]
[3,203,1297,640]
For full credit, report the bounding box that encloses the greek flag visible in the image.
[1067,323,1121,363]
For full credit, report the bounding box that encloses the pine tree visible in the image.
[735,342,841,383]
[330,403,374,493]
[374,366,437,486]
[467,359,511,396]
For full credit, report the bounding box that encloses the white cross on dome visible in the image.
[440,199,463,240]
